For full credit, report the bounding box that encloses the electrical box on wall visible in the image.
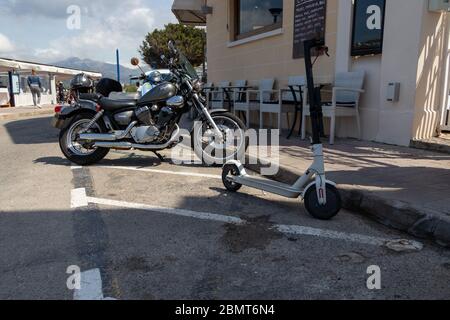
[387,83,400,102]
[429,0,450,12]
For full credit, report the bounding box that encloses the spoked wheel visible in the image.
[59,113,110,166]
[304,183,342,220]
[192,113,248,166]
[222,164,242,192]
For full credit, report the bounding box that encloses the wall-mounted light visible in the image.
[202,5,213,15]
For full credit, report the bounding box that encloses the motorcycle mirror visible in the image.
[131,57,140,66]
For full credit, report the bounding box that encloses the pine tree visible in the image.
[140,23,206,69]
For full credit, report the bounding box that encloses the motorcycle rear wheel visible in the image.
[59,113,110,166]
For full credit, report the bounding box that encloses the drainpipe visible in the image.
[335,0,353,74]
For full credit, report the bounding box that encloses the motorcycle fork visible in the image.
[194,96,224,141]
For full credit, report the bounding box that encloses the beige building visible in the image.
[173,0,450,146]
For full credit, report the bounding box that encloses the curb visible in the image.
[410,139,450,155]
[0,108,54,121]
[245,154,450,248]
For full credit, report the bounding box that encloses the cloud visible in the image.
[4,0,133,19]
[0,33,15,53]
[31,0,157,63]
[1,0,177,64]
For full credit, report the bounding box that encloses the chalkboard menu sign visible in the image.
[293,0,327,59]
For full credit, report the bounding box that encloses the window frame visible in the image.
[351,0,386,57]
[233,0,284,41]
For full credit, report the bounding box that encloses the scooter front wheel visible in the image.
[222,164,242,192]
[304,184,342,220]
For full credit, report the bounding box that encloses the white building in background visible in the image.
[0,58,102,107]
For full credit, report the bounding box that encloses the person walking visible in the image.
[27,70,42,108]
[57,81,65,103]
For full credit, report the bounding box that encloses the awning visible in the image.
[0,57,102,79]
[172,0,207,26]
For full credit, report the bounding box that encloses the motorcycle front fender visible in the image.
[189,108,228,132]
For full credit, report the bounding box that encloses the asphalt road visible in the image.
[0,115,449,300]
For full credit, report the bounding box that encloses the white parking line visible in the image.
[73,268,117,301]
[95,165,222,180]
[73,268,104,300]
[71,188,423,249]
[71,188,88,208]
[88,196,245,225]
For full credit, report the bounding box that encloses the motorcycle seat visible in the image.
[79,93,103,102]
[98,97,137,111]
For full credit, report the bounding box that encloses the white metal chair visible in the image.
[234,79,275,128]
[203,82,214,109]
[260,76,307,130]
[210,81,230,110]
[302,71,365,145]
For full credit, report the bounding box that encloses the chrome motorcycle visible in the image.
[53,41,247,166]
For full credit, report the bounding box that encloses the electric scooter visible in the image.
[222,37,342,220]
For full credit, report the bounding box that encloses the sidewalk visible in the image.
[0,105,55,121]
[246,136,450,247]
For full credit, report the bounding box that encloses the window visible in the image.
[351,0,386,56]
[234,0,283,40]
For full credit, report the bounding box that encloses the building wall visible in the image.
[346,0,427,146]
[205,0,450,146]
[207,0,338,88]
[412,7,449,141]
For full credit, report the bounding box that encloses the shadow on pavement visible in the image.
[5,116,58,145]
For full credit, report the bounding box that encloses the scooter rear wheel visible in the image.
[304,183,342,220]
[222,164,242,192]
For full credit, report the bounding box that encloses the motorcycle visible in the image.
[53,41,248,166]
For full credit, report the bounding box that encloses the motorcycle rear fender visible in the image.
[56,100,112,130]
[57,100,98,120]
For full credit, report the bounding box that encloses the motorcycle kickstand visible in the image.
[153,151,166,162]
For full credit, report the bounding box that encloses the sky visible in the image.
[0,0,178,66]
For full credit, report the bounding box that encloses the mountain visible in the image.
[52,57,143,82]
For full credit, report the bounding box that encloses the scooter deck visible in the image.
[232,174,303,199]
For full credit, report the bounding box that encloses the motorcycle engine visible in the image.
[131,126,160,143]
[132,106,160,143]
[131,105,177,144]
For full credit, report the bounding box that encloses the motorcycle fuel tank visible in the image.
[138,82,177,105]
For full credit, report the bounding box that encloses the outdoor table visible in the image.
[285,83,331,139]
[282,85,304,139]
[222,86,257,122]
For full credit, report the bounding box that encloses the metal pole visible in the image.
[8,71,16,107]
[116,49,121,83]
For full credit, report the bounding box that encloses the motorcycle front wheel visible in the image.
[191,112,248,166]
[59,113,110,166]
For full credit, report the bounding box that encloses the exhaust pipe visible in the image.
[94,125,181,150]
[79,121,137,141]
